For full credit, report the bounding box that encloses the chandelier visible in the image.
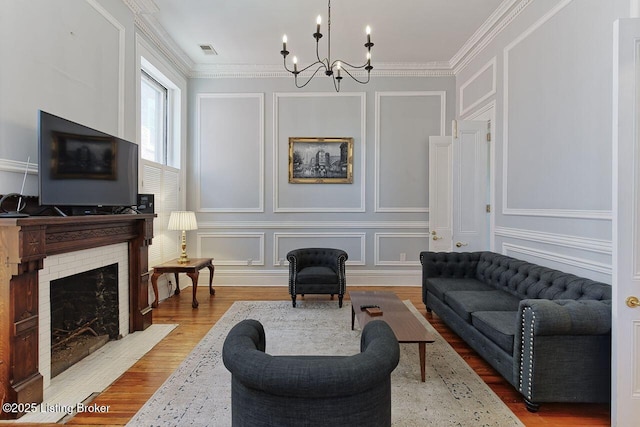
[280,0,373,92]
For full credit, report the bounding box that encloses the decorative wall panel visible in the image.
[198,232,265,266]
[274,93,365,212]
[375,91,445,212]
[273,232,366,265]
[459,57,496,117]
[196,93,264,212]
[502,0,611,219]
[375,233,428,266]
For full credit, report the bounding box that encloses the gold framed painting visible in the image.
[288,137,353,184]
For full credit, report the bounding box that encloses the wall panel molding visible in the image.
[375,91,446,213]
[273,232,366,266]
[273,92,366,213]
[459,57,496,117]
[198,221,428,230]
[501,0,612,220]
[374,233,428,266]
[195,93,265,213]
[87,0,126,136]
[502,243,611,276]
[206,269,421,287]
[197,232,265,266]
[495,226,612,255]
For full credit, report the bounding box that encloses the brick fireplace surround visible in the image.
[0,214,154,419]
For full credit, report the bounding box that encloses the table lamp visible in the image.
[168,211,198,264]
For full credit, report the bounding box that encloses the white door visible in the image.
[451,120,489,251]
[428,136,452,251]
[612,18,640,426]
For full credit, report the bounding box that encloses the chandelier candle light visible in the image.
[168,211,198,264]
[280,0,373,92]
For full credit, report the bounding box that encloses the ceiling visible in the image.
[128,0,516,77]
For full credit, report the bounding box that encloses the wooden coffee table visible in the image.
[349,290,435,382]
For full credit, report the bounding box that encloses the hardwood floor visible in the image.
[60,286,611,426]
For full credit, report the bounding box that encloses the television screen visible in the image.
[38,110,138,209]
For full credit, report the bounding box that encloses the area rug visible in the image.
[128,301,523,427]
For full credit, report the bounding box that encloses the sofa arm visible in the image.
[518,299,611,336]
[419,251,482,278]
[223,320,399,398]
[515,299,611,405]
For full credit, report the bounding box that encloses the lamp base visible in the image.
[177,255,190,264]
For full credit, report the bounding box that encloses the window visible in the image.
[138,56,184,269]
[140,70,168,165]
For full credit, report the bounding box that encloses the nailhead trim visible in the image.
[519,306,535,400]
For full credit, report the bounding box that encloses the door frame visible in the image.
[462,101,496,251]
[612,17,640,425]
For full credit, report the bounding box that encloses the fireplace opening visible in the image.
[50,263,120,378]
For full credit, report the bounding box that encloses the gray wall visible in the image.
[188,76,455,285]
[0,0,137,197]
[455,0,630,283]
[2,0,629,287]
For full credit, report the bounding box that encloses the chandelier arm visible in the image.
[333,59,368,70]
[294,65,326,88]
[296,60,326,75]
[283,57,294,73]
[339,66,372,85]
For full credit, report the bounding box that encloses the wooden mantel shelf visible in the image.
[0,214,155,419]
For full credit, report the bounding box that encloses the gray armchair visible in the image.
[286,248,348,307]
[222,319,400,427]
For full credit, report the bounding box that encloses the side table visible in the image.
[151,258,215,309]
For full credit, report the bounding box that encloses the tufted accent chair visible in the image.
[287,248,348,307]
[222,319,400,427]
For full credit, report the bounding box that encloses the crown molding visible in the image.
[189,62,454,79]
[125,0,530,79]
[123,0,193,77]
[451,0,532,74]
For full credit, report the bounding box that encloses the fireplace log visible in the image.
[52,318,99,351]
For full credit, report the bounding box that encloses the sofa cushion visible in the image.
[425,278,494,301]
[444,290,521,322]
[471,311,518,354]
[296,266,339,284]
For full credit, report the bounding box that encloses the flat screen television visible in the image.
[38,110,138,212]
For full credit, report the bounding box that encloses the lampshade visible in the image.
[168,211,198,231]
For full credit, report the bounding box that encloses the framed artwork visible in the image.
[288,137,353,184]
[51,132,117,180]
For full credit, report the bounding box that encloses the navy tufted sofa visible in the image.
[222,318,400,427]
[420,251,611,411]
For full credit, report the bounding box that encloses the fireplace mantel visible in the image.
[0,214,154,419]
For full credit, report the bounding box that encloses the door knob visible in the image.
[627,296,640,308]
[455,242,468,248]
[432,236,442,241]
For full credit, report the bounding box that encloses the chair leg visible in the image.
[524,398,540,413]
[338,295,343,308]
[291,295,297,307]
[330,294,334,300]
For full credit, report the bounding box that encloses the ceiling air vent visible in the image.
[199,44,218,55]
